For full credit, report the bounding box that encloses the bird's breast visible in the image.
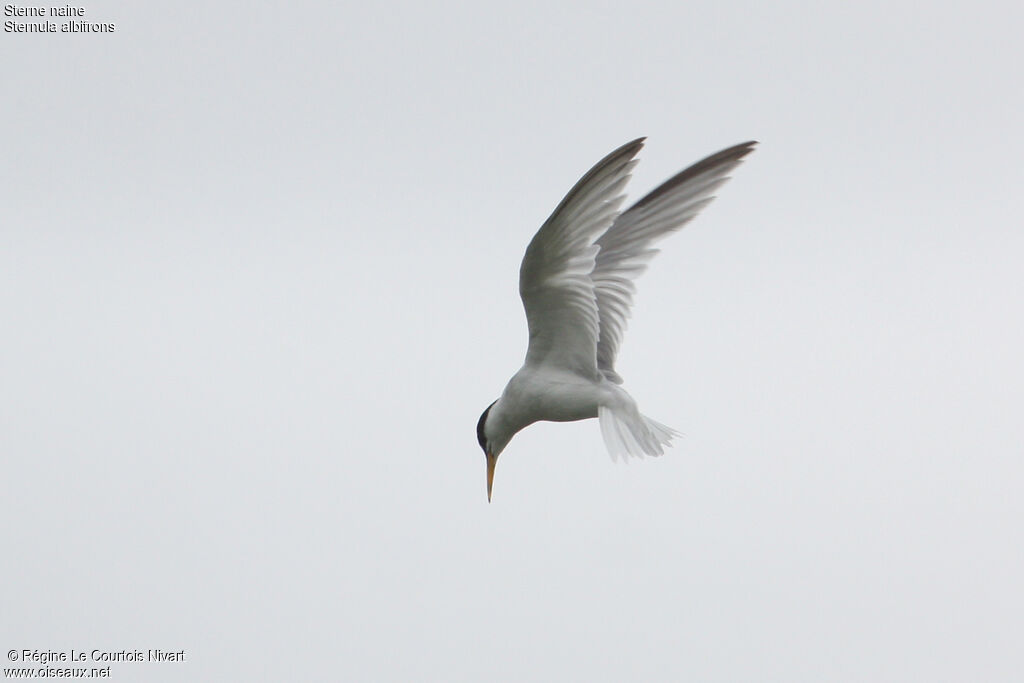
[501,367,607,427]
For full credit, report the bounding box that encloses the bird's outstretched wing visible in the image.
[520,138,645,378]
[593,141,757,382]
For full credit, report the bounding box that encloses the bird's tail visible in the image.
[598,403,679,461]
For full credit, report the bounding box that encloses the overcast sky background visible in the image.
[2,1,1022,680]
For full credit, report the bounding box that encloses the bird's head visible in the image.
[476,399,506,502]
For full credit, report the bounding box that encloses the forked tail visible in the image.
[598,404,679,461]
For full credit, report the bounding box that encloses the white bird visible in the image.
[477,138,756,501]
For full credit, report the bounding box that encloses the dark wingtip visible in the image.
[706,140,759,162]
[631,140,758,210]
[603,136,647,165]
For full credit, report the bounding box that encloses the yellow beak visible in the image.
[486,452,498,503]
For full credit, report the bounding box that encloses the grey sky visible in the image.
[3,1,1022,680]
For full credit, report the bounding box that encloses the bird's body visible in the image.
[485,366,617,444]
[478,137,756,500]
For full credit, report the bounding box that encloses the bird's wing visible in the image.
[593,141,757,382]
[519,138,645,378]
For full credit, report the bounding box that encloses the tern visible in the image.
[477,138,756,501]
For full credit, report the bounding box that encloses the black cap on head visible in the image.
[477,400,496,452]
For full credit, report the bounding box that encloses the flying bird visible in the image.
[477,138,756,501]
